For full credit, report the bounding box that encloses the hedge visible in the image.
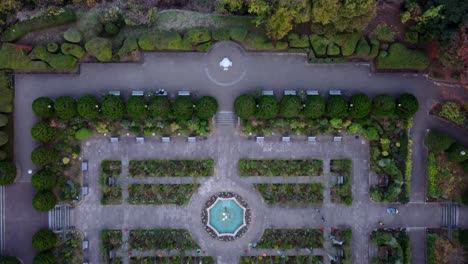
[0,131,7,146]
[309,34,328,56]
[31,122,56,142]
[85,37,113,62]
[303,95,325,119]
[0,256,20,264]
[104,22,119,36]
[349,93,371,119]
[377,43,429,70]
[2,8,76,42]
[61,43,86,59]
[63,28,82,43]
[46,43,58,53]
[372,95,395,117]
[331,33,360,56]
[369,39,380,58]
[77,95,100,120]
[101,95,125,119]
[0,44,49,71]
[356,37,370,57]
[33,252,56,264]
[288,33,309,48]
[148,96,171,119]
[138,31,184,51]
[32,191,58,212]
[75,127,92,140]
[396,93,419,118]
[32,97,54,118]
[212,28,230,41]
[0,162,16,185]
[184,28,211,45]
[0,151,6,161]
[54,96,77,120]
[126,96,147,119]
[31,146,59,166]
[118,37,139,57]
[31,170,56,191]
[280,95,301,118]
[195,96,218,120]
[234,94,256,120]
[257,96,279,119]
[229,27,248,42]
[173,96,194,120]
[327,95,348,118]
[425,130,455,152]
[32,228,57,251]
[327,43,340,56]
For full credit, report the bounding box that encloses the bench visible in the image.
[187,137,196,142]
[282,136,291,142]
[81,161,88,171]
[262,90,274,96]
[178,90,190,96]
[256,136,264,142]
[82,185,89,196]
[337,176,344,185]
[107,176,115,186]
[108,91,120,96]
[306,90,319,95]
[82,239,89,250]
[136,137,144,143]
[307,136,317,142]
[155,89,167,96]
[333,136,342,142]
[161,137,171,143]
[329,90,342,95]
[284,90,296,96]
[132,91,144,96]
[110,137,119,143]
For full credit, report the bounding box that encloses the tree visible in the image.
[257,96,279,119]
[126,96,147,119]
[326,95,348,118]
[0,256,20,264]
[234,94,256,119]
[32,97,54,118]
[0,114,8,127]
[265,7,294,40]
[101,95,125,119]
[349,93,371,119]
[32,191,57,212]
[303,95,325,119]
[30,122,56,142]
[173,96,194,120]
[32,228,57,251]
[396,93,419,118]
[425,130,455,152]
[149,96,171,119]
[372,95,395,117]
[196,96,219,120]
[54,96,77,121]
[33,252,56,264]
[447,143,468,163]
[280,95,301,118]
[0,131,7,146]
[0,162,16,185]
[31,170,56,191]
[77,95,100,120]
[31,146,59,166]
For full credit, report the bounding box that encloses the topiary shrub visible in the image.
[31,146,59,166]
[138,31,184,50]
[33,252,56,264]
[303,95,325,119]
[280,95,301,118]
[32,191,57,212]
[0,131,7,146]
[349,93,371,119]
[365,127,380,141]
[229,28,248,42]
[425,130,455,152]
[327,43,340,56]
[0,150,6,161]
[327,95,348,118]
[77,95,100,120]
[32,97,54,118]
[75,127,92,140]
[309,35,328,56]
[244,32,275,50]
[0,114,8,127]
[0,162,16,185]
[54,96,77,120]
[195,42,213,52]
[377,43,429,70]
[396,93,419,118]
[369,39,380,58]
[46,43,58,53]
[118,37,139,58]
[257,96,279,119]
[61,43,86,59]
[372,95,395,117]
[196,96,218,120]
[126,96,147,119]
[288,33,310,48]
[347,123,364,135]
[331,33,360,56]
[173,96,194,120]
[31,170,56,191]
[356,37,370,57]
[149,96,171,119]
[44,53,78,70]
[234,94,256,120]
[0,44,49,71]
[32,228,57,251]
[447,143,468,163]
[85,37,113,62]
[0,256,20,264]
[31,122,56,142]
[104,22,119,36]
[212,29,230,41]
[101,95,125,119]
[63,28,82,43]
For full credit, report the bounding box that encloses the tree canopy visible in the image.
[234,94,256,120]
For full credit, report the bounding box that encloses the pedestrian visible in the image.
[315,208,320,213]
[321,216,325,222]
[253,242,257,248]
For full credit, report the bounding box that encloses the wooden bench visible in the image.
[178,90,190,96]
[136,137,144,143]
[262,90,274,96]
[306,90,319,95]
[132,91,144,96]
[108,91,120,96]
[307,136,317,142]
[110,137,119,143]
[333,136,342,142]
[284,90,296,96]
[161,137,171,143]
[187,137,196,142]
[282,136,291,142]
[329,90,342,95]
[256,136,264,142]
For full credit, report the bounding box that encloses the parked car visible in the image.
[386,208,399,215]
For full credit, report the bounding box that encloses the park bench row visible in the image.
[107,136,198,143]
[262,90,342,96]
[108,89,191,97]
[255,136,344,142]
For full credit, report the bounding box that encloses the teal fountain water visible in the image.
[208,198,245,235]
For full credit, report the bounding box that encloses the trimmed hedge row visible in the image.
[377,43,430,70]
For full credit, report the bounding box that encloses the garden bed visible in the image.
[370,229,411,264]
[427,228,466,264]
[255,183,323,205]
[333,228,353,264]
[430,102,467,129]
[127,184,199,205]
[129,229,199,251]
[101,229,122,252]
[330,159,353,205]
[238,159,323,176]
[54,230,83,264]
[129,160,214,177]
[257,229,323,249]
[240,256,323,263]
[99,160,122,205]
[130,256,215,264]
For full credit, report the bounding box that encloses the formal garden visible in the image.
[370,229,411,264]
[30,228,83,264]
[330,159,353,205]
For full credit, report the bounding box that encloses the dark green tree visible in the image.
[396,93,419,118]
[149,96,171,119]
[32,191,58,212]
[326,95,348,118]
[32,228,57,251]
[372,95,395,117]
[32,97,54,118]
[303,95,325,118]
[30,122,56,142]
[101,95,125,119]
[257,96,279,119]
[234,94,256,120]
[33,252,56,264]
[31,170,56,191]
[173,96,194,120]
[0,256,20,264]
[196,96,219,120]
[31,146,59,166]
[126,96,147,119]
[0,162,16,185]
[77,95,100,120]
[425,130,455,152]
[54,96,77,121]
[349,93,371,118]
[447,143,468,163]
[280,95,302,118]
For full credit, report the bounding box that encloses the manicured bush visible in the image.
[45,53,78,70]
[127,96,147,119]
[195,42,213,52]
[173,96,194,120]
[349,93,371,119]
[347,123,364,134]
[0,151,6,161]
[377,43,429,70]
[63,28,82,43]
[280,95,302,118]
[32,191,57,212]
[33,252,56,264]
[356,37,370,57]
[75,127,92,140]
[85,37,113,62]
[196,96,218,120]
[77,95,100,120]
[327,95,348,118]
[101,95,125,119]
[0,162,16,185]
[257,96,279,119]
[303,95,325,119]
[0,44,49,71]
[46,43,58,53]
[332,33,360,56]
[31,170,56,191]
[32,228,57,251]
[425,130,455,152]
[54,96,77,120]
[32,97,54,118]
[0,114,8,127]
[2,8,76,42]
[0,131,7,146]
[244,32,275,50]
[374,24,395,42]
[396,93,419,118]
[229,28,248,42]
[184,28,211,45]
[148,96,171,119]
[29,46,48,61]
[31,146,59,166]
[212,29,230,41]
[61,43,86,59]
[234,94,256,120]
[31,122,56,142]
[118,37,139,57]
[447,143,468,163]
[369,39,380,58]
[309,34,328,56]
[438,102,466,126]
[0,256,20,264]
[138,31,184,50]
[327,43,340,56]
[104,22,119,36]
[288,33,310,48]
[372,95,395,117]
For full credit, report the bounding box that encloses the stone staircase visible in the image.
[49,204,73,238]
[215,111,238,126]
[441,203,459,239]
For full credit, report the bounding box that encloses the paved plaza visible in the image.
[5,42,468,263]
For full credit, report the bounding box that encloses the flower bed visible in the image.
[130,257,215,264]
[128,184,199,205]
[255,183,323,205]
[129,160,214,177]
[129,229,199,251]
[54,231,83,264]
[330,159,353,205]
[257,229,323,249]
[370,229,411,264]
[99,160,122,205]
[427,229,466,264]
[238,159,323,176]
[333,228,352,264]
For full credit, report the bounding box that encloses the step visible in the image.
[215,112,238,125]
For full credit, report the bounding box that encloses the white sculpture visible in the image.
[219,58,232,71]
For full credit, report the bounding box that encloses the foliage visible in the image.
[85,37,113,62]
[0,131,7,146]
[63,28,82,43]
[32,191,57,212]
[196,96,218,120]
[377,43,430,70]
[60,43,86,59]
[257,96,279,119]
[32,228,57,252]
[101,229,122,252]
[309,34,328,56]
[372,95,395,117]
[0,162,16,185]
[369,39,380,58]
[104,22,119,36]
[0,72,13,113]
[264,7,294,40]
[32,97,54,118]
[229,27,248,42]
[447,143,468,163]
[437,101,466,126]
[255,183,323,205]
[212,28,230,41]
[330,159,352,204]
[0,44,49,71]
[100,160,122,205]
[356,37,371,57]
[33,252,56,264]
[257,229,323,249]
[0,115,7,128]
[126,96,147,119]
[77,95,100,120]
[349,93,371,119]
[326,95,347,118]
[0,256,20,264]
[234,94,256,119]
[101,95,125,119]
[75,127,92,140]
[173,96,194,120]
[129,160,214,177]
[138,31,184,50]
[280,95,301,118]
[31,146,59,166]
[31,170,56,191]
[374,24,396,42]
[148,96,171,119]
[327,43,340,56]
[239,159,323,176]
[396,93,419,118]
[303,95,325,119]
[184,28,211,45]
[331,33,360,56]
[31,122,56,142]
[129,229,199,251]
[288,33,309,48]
[118,37,139,57]
[425,130,455,152]
[46,43,58,53]
[128,184,199,205]
[54,96,77,120]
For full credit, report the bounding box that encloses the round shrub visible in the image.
[0,162,16,185]
[372,95,395,117]
[303,95,325,119]
[32,191,57,212]
[365,127,380,141]
[257,96,279,119]
[326,95,348,118]
[0,114,8,127]
[173,96,194,120]
[101,95,125,119]
[447,143,468,163]
[32,97,54,118]
[63,28,82,43]
[149,96,171,119]
[31,170,56,191]
[85,37,112,62]
[126,96,147,119]
[184,28,211,45]
[54,96,77,121]
[61,43,86,59]
[234,94,256,120]
[347,123,364,135]
[75,127,92,140]
[0,256,20,264]
[46,43,58,53]
[0,150,6,161]
[0,131,7,146]
[31,122,56,142]
[105,22,120,36]
[425,130,455,152]
[280,95,301,118]
[77,95,100,120]
[196,96,218,120]
[31,146,59,166]
[349,93,371,119]
[396,93,419,118]
[229,28,248,42]
[32,228,57,251]
[33,252,56,264]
